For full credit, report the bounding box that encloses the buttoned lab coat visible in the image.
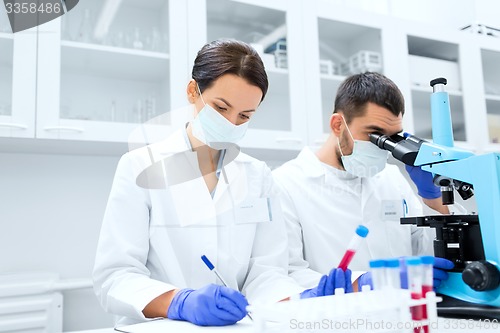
[93,129,303,325]
[273,147,435,288]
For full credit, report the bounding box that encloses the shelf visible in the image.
[320,73,346,81]
[410,84,462,96]
[266,66,288,75]
[61,41,169,81]
[0,32,13,40]
[485,94,500,102]
[61,40,169,59]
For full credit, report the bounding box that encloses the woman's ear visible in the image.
[330,113,343,136]
[186,79,198,104]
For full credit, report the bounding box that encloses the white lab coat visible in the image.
[273,147,435,288]
[93,129,303,325]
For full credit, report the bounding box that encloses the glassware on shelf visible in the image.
[144,93,157,121]
[130,94,158,123]
[110,100,116,122]
[134,99,144,123]
[149,27,162,52]
[132,28,144,50]
[76,9,94,43]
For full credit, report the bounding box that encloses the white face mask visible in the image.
[338,116,388,178]
[191,85,249,149]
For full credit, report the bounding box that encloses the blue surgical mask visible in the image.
[191,86,249,149]
[338,116,388,178]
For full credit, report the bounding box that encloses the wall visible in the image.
[0,152,118,331]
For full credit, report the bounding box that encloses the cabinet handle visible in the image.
[44,126,85,133]
[275,137,303,144]
[0,122,28,130]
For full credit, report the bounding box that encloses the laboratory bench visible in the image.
[67,316,500,333]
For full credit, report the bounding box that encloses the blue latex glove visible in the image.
[357,272,373,290]
[433,257,455,288]
[167,284,248,326]
[300,268,353,298]
[405,165,441,199]
[399,257,454,289]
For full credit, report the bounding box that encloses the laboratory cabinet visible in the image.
[189,0,309,150]
[396,22,469,147]
[395,20,496,153]
[0,0,499,155]
[0,26,37,139]
[35,0,185,143]
[301,1,390,147]
[479,37,500,152]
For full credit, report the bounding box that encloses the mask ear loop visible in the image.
[197,84,207,106]
[338,115,354,157]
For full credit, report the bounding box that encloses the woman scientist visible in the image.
[93,39,351,327]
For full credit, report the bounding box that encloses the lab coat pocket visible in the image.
[234,197,272,224]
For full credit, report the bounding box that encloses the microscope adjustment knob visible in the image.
[462,261,500,291]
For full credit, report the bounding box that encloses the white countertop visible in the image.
[67,317,500,333]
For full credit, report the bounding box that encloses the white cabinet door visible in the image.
[304,1,387,148]
[189,0,308,151]
[401,22,475,149]
[0,16,37,139]
[35,0,182,145]
[478,37,500,152]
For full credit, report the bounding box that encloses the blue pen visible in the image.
[201,255,253,321]
[201,255,229,287]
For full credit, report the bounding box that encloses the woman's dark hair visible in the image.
[333,72,405,123]
[192,39,268,101]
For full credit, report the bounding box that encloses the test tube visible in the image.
[406,257,423,333]
[421,256,435,333]
[338,225,369,271]
[385,258,401,289]
[369,259,386,290]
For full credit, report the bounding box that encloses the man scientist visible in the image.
[273,72,454,291]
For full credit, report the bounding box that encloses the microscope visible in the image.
[369,78,500,318]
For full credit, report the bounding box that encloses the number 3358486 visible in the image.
[5,2,61,14]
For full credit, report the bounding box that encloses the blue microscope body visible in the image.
[370,78,500,313]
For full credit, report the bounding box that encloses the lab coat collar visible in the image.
[150,128,247,164]
[150,128,246,187]
[298,147,357,181]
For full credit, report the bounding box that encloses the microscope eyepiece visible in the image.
[368,132,422,166]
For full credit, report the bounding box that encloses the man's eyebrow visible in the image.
[215,97,256,113]
[366,125,385,133]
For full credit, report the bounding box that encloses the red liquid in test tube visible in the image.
[420,256,435,333]
[338,225,369,271]
[406,257,423,333]
[338,249,356,271]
